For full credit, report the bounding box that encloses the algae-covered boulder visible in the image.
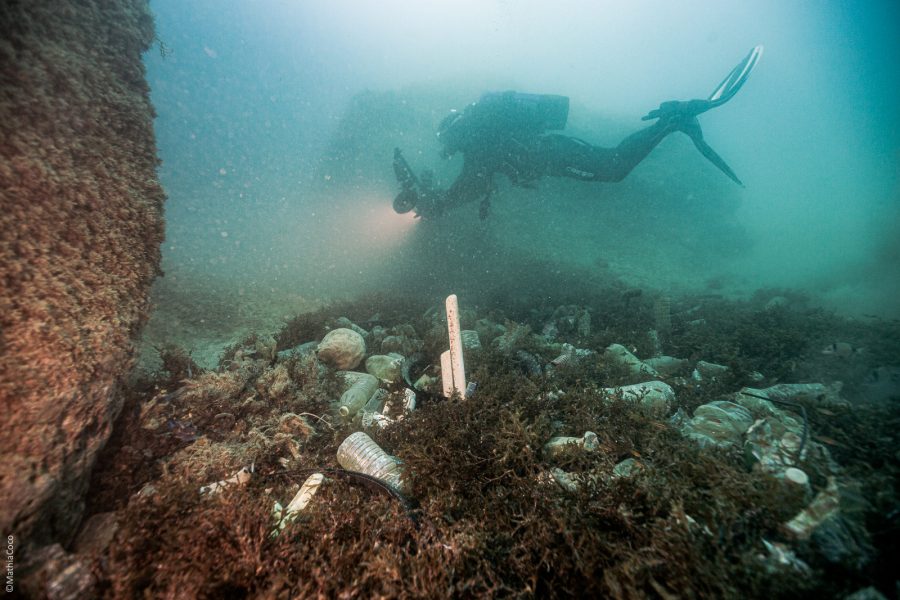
[0,0,165,547]
[317,328,366,369]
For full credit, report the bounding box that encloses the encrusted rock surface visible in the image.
[317,327,367,369]
[0,0,165,548]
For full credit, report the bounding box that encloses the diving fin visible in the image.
[691,46,763,186]
[642,45,764,122]
[680,117,744,186]
[642,46,763,185]
[707,45,764,107]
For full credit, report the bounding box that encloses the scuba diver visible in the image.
[393,45,763,219]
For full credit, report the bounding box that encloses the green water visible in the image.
[140,0,899,366]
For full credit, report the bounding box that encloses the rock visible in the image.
[644,356,688,376]
[19,544,96,600]
[682,400,754,448]
[844,588,889,600]
[612,458,644,479]
[549,467,580,493]
[414,373,437,391]
[0,0,166,546]
[276,340,318,361]
[73,511,118,556]
[381,334,421,356]
[492,323,533,354]
[251,334,278,363]
[317,328,366,369]
[335,316,367,337]
[380,335,404,353]
[475,318,506,346]
[551,305,590,337]
[604,381,674,416]
[668,407,690,429]
[748,371,766,383]
[366,325,387,350]
[603,344,659,381]
[542,321,559,340]
[365,354,404,383]
[256,362,294,401]
[460,330,482,350]
[693,360,729,381]
[392,323,418,339]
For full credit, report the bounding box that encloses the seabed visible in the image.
[80,262,900,599]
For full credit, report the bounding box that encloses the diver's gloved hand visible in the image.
[392,188,418,214]
[393,188,444,220]
[641,99,712,122]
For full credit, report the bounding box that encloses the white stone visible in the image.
[604,380,674,416]
[644,356,688,376]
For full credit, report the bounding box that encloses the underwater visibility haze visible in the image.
[4,0,900,598]
[142,0,900,361]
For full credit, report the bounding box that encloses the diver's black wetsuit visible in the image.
[421,91,692,217]
[395,47,762,218]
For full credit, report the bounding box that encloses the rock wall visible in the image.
[0,0,165,547]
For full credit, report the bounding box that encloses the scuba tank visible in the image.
[438,91,570,156]
[479,91,570,130]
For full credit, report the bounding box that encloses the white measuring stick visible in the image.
[440,350,454,398]
[445,294,467,397]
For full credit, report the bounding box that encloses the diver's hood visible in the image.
[437,109,465,157]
